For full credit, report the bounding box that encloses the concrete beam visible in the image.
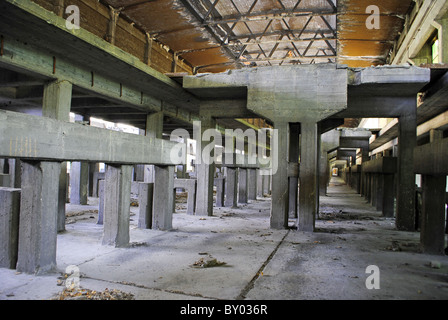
[0,110,180,165]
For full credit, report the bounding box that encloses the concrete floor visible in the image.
[1,177,448,300]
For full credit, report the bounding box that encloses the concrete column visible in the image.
[70,161,89,205]
[17,161,60,274]
[102,164,132,247]
[256,169,263,197]
[138,182,153,229]
[271,122,289,229]
[238,168,248,204]
[225,167,238,208]
[262,171,270,195]
[297,122,318,232]
[383,174,395,218]
[195,117,216,216]
[144,112,164,183]
[88,162,100,196]
[97,179,105,225]
[420,175,446,254]
[247,169,257,201]
[0,187,21,269]
[376,174,384,212]
[289,123,300,218]
[152,165,174,230]
[215,177,225,207]
[8,159,21,189]
[42,80,72,232]
[396,108,417,231]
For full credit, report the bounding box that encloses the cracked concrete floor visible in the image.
[1,178,448,300]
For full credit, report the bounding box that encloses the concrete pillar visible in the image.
[225,167,238,208]
[297,122,318,232]
[396,109,417,231]
[382,174,395,218]
[420,175,446,254]
[185,179,197,215]
[138,182,153,229]
[88,162,100,196]
[144,112,164,183]
[195,117,216,216]
[152,165,174,230]
[42,80,72,233]
[376,174,384,212]
[8,159,21,189]
[102,164,132,247]
[215,177,225,207]
[247,169,257,201]
[70,161,89,205]
[262,171,270,195]
[256,169,263,197]
[271,122,289,229]
[17,161,60,274]
[97,179,105,225]
[289,123,300,218]
[238,168,248,204]
[0,187,21,269]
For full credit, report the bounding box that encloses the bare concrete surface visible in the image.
[1,178,447,300]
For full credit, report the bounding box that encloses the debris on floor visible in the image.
[52,287,135,300]
[192,255,227,268]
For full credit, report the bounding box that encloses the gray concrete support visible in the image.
[42,80,72,232]
[396,109,417,231]
[289,123,300,218]
[144,112,164,183]
[225,167,238,208]
[247,169,257,200]
[420,175,446,254]
[97,179,105,225]
[17,161,60,274]
[195,117,216,216]
[0,187,21,269]
[138,182,154,229]
[70,161,89,205]
[102,164,132,247]
[256,169,263,197]
[215,177,225,207]
[297,122,318,232]
[238,168,248,204]
[383,174,395,218]
[271,122,289,229]
[152,165,174,230]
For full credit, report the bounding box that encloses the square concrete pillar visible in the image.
[17,161,60,274]
[289,123,300,218]
[396,109,417,231]
[0,173,10,187]
[42,80,72,233]
[102,164,132,247]
[0,187,21,269]
[138,182,154,229]
[262,174,270,195]
[70,161,89,205]
[256,169,263,197]
[271,122,289,229]
[247,169,257,200]
[97,179,105,225]
[238,168,248,204]
[215,177,225,207]
[225,167,238,208]
[297,122,319,232]
[382,174,395,218]
[152,165,174,230]
[195,117,216,216]
[420,175,446,254]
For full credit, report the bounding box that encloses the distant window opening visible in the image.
[431,35,439,63]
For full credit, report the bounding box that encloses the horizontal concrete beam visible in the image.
[220,153,260,168]
[362,157,397,174]
[0,110,180,165]
[414,138,448,174]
